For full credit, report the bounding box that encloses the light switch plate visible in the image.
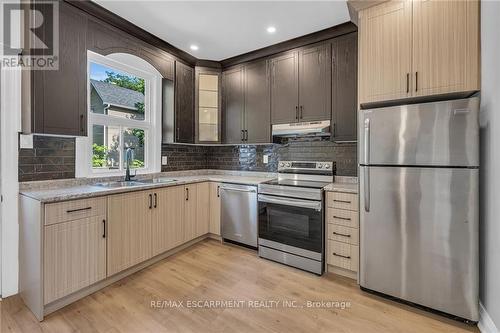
[19,134,33,149]
[161,156,168,165]
[263,155,269,164]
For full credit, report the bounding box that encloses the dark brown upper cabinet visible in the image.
[298,43,331,122]
[222,66,245,144]
[331,32,358,142]
[244,60,271,143]
[222,60,271,144]
[270,51,299,124]
[27,2,88,136]
[270,42,331,124]
[174,61,195,143]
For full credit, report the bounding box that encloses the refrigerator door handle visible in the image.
[364,118,370,164]
[364,167,370,212]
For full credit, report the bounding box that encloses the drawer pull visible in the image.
[333,199,351,204]
[333,215,351,221]
[333,253,351,259]
[66,206,92,213]
[333,232,351,238]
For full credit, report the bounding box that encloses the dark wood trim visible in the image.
[220,22,357,68]
[64,0,197,65]
[195,59,222,69]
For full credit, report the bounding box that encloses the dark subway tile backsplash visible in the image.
[19,136,76,182]
[19,137,357,182]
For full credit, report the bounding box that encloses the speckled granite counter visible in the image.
[20,170,276,203]
[324,176,358,194]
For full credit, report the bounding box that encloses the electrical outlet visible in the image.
[161,156,168,165]
[19,134,33,149]
[263,155,269,164]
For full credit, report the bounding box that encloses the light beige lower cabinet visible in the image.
[326,191,360,280]
[107,190,154,276]
[20,181,216,321]
[44,216,106,304]
[209,182,221,235]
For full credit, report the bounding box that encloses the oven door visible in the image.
[258,194,323,254]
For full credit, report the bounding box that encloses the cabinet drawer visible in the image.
[45,197,107,226]
[326,208,359,228]
[327,240,359,272]
[327,192,358,211]
[327,224,359,245]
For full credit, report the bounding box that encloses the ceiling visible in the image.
[91,1,350,61]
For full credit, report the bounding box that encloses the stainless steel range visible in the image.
[258,161,334,275]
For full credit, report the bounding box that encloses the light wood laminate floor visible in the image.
[1,239,478,333]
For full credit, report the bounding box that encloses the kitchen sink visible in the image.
[138,178,177,184]
[94,181,145,188]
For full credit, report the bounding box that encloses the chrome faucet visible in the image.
[125,147,136,181]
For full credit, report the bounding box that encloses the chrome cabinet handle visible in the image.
[333,232,351,238]
[333,253,351,259]
[66,206,91,213]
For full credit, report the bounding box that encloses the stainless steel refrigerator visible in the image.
[359,97,479,322]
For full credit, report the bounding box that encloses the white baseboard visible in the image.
[479,302,499,333]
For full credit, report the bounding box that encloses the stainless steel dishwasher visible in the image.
[220,183,258,248]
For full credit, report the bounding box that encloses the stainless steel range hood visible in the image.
[272,120,330,138]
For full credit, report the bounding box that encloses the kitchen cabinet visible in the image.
[27,2,88,136]
[331,33,358,142]
[270,42,331,124]
[175,61,195,143]
[222,66,245,143]
[209,182,221,235]
[298,43,331,122]
[151,186,185,256]
[107,190,153,276]
[358,0,480,105]
[270,51,299,124]
[196,69,221,143]
[184,182,210,241]
[222,60,271,144]
[244,60,271,143]
[44,216,106,304]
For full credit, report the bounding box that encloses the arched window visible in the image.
[77,51,162,177]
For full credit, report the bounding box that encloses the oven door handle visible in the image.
[258,194,322,211]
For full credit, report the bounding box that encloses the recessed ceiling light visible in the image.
[267,26,276,34]
[190,45,199,51]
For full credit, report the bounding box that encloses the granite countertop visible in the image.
[324,176,358,194]
[20,171,274,203]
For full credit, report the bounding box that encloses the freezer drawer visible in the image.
[359,166,479,321]
[359,97,479,167]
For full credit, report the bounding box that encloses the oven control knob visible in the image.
[318,164,323,169]
[279,162,285,167]
[325,164,331,169]
[285,162,291,167]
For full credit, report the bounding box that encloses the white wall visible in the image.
[479,0,500,330]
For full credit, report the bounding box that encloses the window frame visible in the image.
[77,51,161,178]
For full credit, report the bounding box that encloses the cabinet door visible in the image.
[175,61,195,143]
[107,191,152,276]
[222,67,244,144]
[332,33,358,142]
[358,0,412,104]
[209,182,221,235]
[270,52,299,124]
[412,0,480,97]
[151,186,185,256]
[44,216,106,304]
[183,184,198,242]
[195,182,210,237]
[298,43,331,122]
[32,2,87,135]
[245,60,271,143]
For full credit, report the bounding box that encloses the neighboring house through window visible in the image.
[76,51,162,177]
